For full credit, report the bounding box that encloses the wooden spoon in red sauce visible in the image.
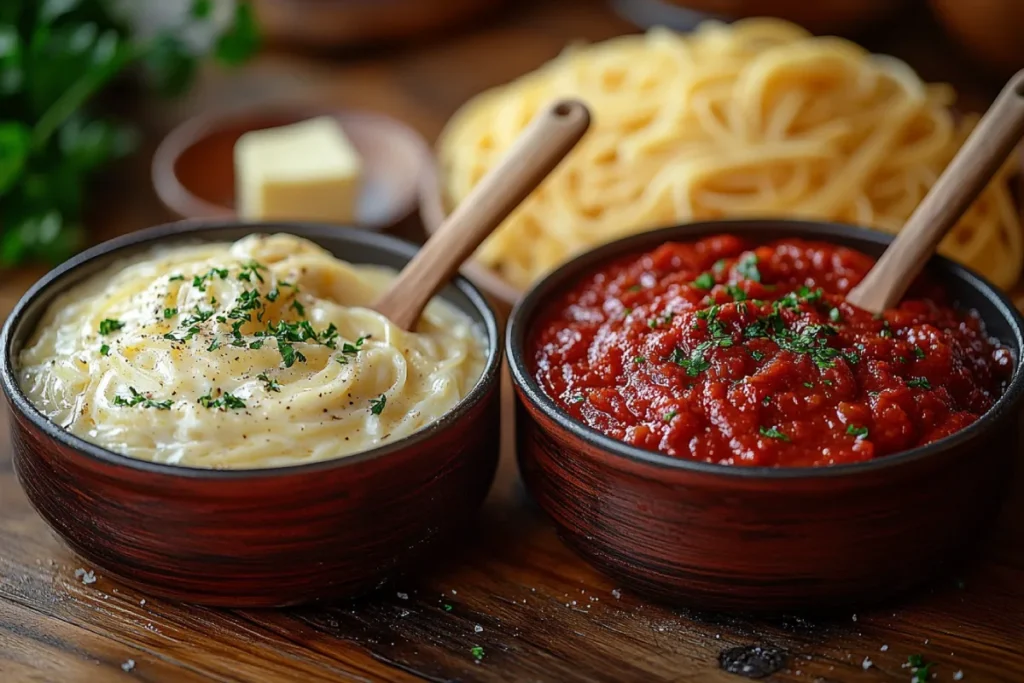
[847,69,1024,314]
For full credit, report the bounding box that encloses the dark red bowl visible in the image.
[0,221,502,607]
[507,219,1024,612]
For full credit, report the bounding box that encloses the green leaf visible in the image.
[39,0,82,22]
[191,0,213,19]
[0,121,30,193]
[215,1,260,66]
[0,211,82,266]
[141,33,197,97]
[58,115,137,170]
[0,26,24,95]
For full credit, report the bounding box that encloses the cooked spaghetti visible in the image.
[17,234,487,469]
[439,18,1022,291]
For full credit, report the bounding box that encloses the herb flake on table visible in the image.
[470,646,485,661]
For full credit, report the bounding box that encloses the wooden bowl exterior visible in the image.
[2,221,502,607]
[507,219,1024,611]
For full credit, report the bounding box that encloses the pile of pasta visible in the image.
[438,18,1023,291]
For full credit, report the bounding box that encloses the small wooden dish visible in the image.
[0,221,502,607]
[153,109,431,230]
[506,219,1024,612]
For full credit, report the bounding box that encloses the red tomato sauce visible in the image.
[529,237,1013,467]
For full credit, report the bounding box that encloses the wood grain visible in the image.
[2,1,1024,681]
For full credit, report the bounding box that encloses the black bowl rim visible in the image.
[507,219,1024,480]
[0,219,503,480]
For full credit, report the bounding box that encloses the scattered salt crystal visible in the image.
[852,614,858,622]
[953,671,963,681]
[715,634,720,639]
[571,600,577,606]
[140,599,146,606]
[862,657,872,670]
[451,589,457,595]
[121,659,135,672]
[474,625,483,633]
[924,638,929,644]
[397,592,408,600]
[880,645,889,651]
[531,588,536,592]
[74,569,96,585]
[611,589,621,599]
[400,610,410,617]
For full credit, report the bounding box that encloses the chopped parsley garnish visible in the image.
[847,425,869,439]
[628,284,643,292]
[444,603,453,611]
[99,319,124,335]
[750,349,765,361]
[113,387,172,410]
[570,394,585,403]
[228,289,262,320]
[470,646,485,661]
[99,344,110,356]
[181,307,213,326]
[879,322,893,338]
[762,395,771,406]
[266,287,281,302]
[163,308,178,319]
[759,425,789,442]
[663,410,677,422]
[914,346,926,359]
[207,338,221,352]
[725,284,747,302]
[803,382,813,388]
[907,377,931,389]
[669,346,712,377]
[321,323,339,349]
[198,391,246,410]
[633,356,646,364]
[290,299,306,317]
[168,274,185,281]
[712,258,728,276]
[692,272,714,290]
[278,342,306,368]
[369,394,387,415]
[192,267,228,292]
[736,253,761,282]
[829,307,842,323]
[164,325,201,342]
[249,340,264,350]
[337,336,368,364]
[257,372,281,392]
[238,260,266,283]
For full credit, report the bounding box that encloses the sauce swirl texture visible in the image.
[530,237,1012,467]
[18,234,487,469]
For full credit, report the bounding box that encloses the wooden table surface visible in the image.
[2,2,1023,681]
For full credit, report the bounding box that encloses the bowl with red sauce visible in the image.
[507,219,1024,611]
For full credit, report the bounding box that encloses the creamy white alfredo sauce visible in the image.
[18,234,487,469]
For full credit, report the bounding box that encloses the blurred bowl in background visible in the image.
[612,0,902,33]
[930,0,1024,76]
[253,0,505,49]
[152,107,430,230]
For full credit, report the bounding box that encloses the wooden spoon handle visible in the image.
[847,69,1024,314]
[375,99,590,330]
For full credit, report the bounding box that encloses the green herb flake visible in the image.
[712,258,728,276]
[663,410,677,422]
[369,394,387,416]
[257,372,281,392]
[907,655,935,683]
[470,646,485,661]
[278,341,306,368]
[828,307,842,323]
[99,344,110,356]
[762,396,771,406]
[725,284,747,302]
[633,356,646,364]
[444,603,453,611]
[169,274,185,282]
[570,394,585,404]
[692,272,714,290]
[802,382,813,388]
[163,308,177,319]
[914,347,926,359]
[290,299,306,317]
[759,425,789,442]
[846,424,869,439]
[750,349,765,361]
[736,253,761,283]
[113,387,172,410]
[627,284,642,292]
[207,338,221,352]
[99,319,124,335]
[237,260,266,283]
[907,377,932,390]
[198,391,246,411]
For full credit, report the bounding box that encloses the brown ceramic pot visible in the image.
[0,221,502,607]
[507,220,1024,612]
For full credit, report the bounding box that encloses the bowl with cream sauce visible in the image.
[0,221,502,606]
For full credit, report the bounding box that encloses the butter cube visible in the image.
[234,116,363,223]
